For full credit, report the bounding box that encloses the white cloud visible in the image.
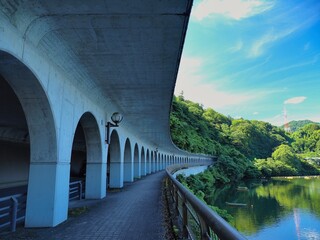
[229,40,243,52]
[259,54,320,78]
[176,56,264,110]
[248,13,319,58]
[192,0,274,21]
[284,96,307,104]
[253,111,259,115]
[248,26,300,58]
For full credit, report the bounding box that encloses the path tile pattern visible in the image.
[1,171,167,240]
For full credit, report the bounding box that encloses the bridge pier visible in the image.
[26,162,70,227]
[109,162,124,188]
[85,163,106,199]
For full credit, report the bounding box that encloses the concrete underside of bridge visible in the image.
[0,0,212,228]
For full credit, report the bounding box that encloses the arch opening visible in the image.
[0,50,63,227]
[123,138,133,182]
[69,120,87,201]
[72,112,104,199]
[141,147,146,176]
[107,130,123,188]
[133,144,140,179]
[0,75,29,193]
[146,149,151,174]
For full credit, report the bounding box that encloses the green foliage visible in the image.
[281,120,320,132]
[171,95,320,222]
[177,170,233,222]
[254,143,320,177]
[170,95,289,160]
[291,123,320,153]
[170,95,320,178]
[272,145,300,167]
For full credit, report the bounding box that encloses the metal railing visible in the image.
[0,193,27,232]
[166,164,246,240]
[0,180,85,233]
[69,180,84,201]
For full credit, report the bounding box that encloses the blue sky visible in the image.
[175,0,320,126]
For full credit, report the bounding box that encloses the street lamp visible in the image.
[105,112,123,144]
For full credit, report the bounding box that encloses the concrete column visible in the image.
[25,162,70,227]
[109,161,124,188]
[151,159,155,173]
[134,157,141,179]
[124,162,134,182]
[147,160,151,174]
[141,160,146,176]
[85,162,106,199]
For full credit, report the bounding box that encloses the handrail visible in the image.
[69,180,84,201]
[0,192,27,232]
[0,180,85,233]
[166,164,246,240]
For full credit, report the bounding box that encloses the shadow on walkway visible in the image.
[0,171,167,240]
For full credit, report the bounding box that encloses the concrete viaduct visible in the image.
[0,0,212,228]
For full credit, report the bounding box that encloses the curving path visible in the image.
[1,171,167,240]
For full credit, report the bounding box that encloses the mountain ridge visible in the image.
[281,120,320,132]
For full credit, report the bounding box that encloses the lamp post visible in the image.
[105,112,123,144]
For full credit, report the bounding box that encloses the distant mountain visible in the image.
[281,120,320,132]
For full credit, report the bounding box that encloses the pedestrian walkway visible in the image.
[1,171,167,240]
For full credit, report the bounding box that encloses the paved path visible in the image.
[1,171,167,240]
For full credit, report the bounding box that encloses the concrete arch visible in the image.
[0,77,29,188]
[159,153,161,170]
[141,147,146,176]
[146,149,151,174]
[159,154,163,170]
[108,130,123,188]
[161,154,164,170]
[133,143,140,179]
[73,112,105,199]
[124,138,133,182]
[154,152,158,171]
[151,151,155,173]
[156,153,160,171]
[158,153,161,171]
[0,51,57,163]
[0,51,64,227]
[165,155,168,168]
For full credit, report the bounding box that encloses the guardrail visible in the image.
[69,180,84,201]
[165,164,246,240]
[0,180,85,233]
[0,193,27,232]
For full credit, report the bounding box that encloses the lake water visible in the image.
[211,176,320,240]
[173,165,208,178]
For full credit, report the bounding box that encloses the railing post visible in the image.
[182,196,188,238]
[10,197,18,232]
[174,186,179,216]
[198,215,210,240]
[78,181,83,200]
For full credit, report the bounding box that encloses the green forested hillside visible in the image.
[170,95,288,159]
[170,94,320,179]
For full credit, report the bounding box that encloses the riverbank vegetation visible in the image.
[170,94,320,219]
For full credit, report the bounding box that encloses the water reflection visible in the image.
[211,177,320,239]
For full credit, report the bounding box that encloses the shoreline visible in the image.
[272,175,320,179]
